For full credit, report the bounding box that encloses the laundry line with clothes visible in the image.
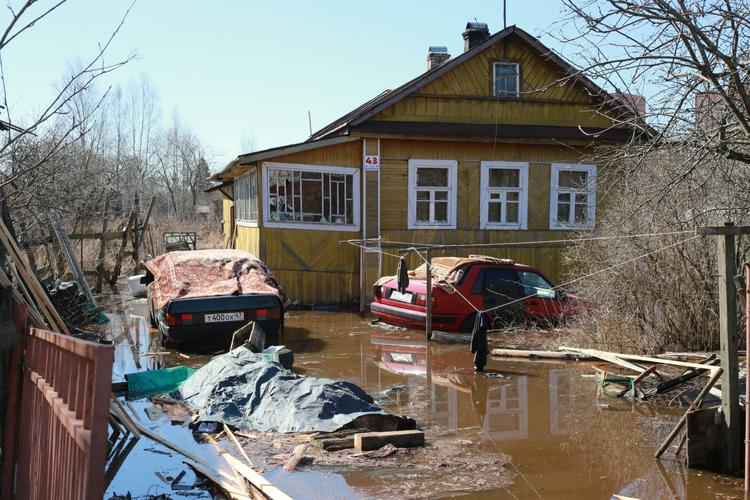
[343,231,701,371]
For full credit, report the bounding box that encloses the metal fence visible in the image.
[9,327,113,500]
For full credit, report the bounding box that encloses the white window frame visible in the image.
[408,159,458,229]
[261,162,360,232]
[480,161,529,230]
[549,163,597,230]
[493,62,520,98]
[234,168,258,228]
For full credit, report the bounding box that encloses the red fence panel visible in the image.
[11,327,113,500]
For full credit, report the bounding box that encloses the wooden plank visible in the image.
[50,209,97,311]
[282,444,308,471]
[560,346,646,373]
[655,367,723,458]
[491,348,595,360]
[353,430,425,452]
[309,436,354,451]
[696,226,750,236]
[0,217,69,334]
[224,424,255,468]
[223,454,293,500]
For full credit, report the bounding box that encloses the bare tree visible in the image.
[0,0,135,194]
[550,1,750,207]
[550,1,750,351]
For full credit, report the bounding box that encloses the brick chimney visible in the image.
[463,21,490,52]
[427,46,450,70]
[612,92,646,117]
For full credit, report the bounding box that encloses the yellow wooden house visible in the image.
[210,23,640,306]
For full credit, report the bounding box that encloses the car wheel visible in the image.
[460,314,478,333]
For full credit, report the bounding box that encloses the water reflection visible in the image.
[321,319,741,500]
[100,302,742,499]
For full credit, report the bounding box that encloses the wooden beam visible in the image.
[697,225,750,236]
[353,430,425,452]
[222,454,293,500]
[282,444,308,471]
[717,225,742,473]
[491,348,596,360]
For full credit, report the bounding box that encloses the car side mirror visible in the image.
[555,290,566,300]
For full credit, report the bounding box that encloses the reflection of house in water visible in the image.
[484,378,529,440]
[351,329,702,499]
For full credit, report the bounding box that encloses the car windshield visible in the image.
[518,271,556,299]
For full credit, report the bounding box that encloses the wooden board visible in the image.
[353,430,425,452]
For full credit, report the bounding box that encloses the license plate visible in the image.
[389,290,413,303]
[204,312,244,323]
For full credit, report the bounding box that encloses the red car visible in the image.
[370,256,579,332]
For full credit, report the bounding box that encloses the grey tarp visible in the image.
[179,347,407,433]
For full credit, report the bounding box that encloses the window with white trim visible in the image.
[493,62,519,97]
[480,162,528,229]
[408,159,457,229]
[263,162,360,231]
[234,169,257,224]
[550,163,597,229]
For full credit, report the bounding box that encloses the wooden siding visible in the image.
[372,35,615,129]
[256,227,359,305]
[230,140,364,304]
[221,185,234,248]
[372,138,611,283]
[235,225,260,256]
[379,139,583,232]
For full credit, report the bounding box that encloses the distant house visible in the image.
[210,23,641,305]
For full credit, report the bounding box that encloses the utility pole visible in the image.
[697,221,749,473]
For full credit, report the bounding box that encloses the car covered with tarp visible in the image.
[143,249,287,348]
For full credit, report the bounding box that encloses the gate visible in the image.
[7,326,113,499]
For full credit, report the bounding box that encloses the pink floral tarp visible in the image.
[144,249,285,310]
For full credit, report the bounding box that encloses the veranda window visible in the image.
[550,164,597,229]
[234,169,257,224]
[263,162,360,231]
[408,159,457,229]
[480,162,528,229]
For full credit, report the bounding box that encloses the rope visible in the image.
[382,234,701,317]
[350,229,695,252]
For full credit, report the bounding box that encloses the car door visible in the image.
[472,267,525,327]
[517,270,561,320]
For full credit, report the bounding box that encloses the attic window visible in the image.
[493,62,519,97]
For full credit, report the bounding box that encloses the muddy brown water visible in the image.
[101,290,743,499]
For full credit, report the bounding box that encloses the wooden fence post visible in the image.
[110,194,139,286]
[698,222,748,473]
[94,192,110,293]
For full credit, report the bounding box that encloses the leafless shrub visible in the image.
[565,150,750,353]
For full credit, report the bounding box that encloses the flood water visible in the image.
[102,290,744,499]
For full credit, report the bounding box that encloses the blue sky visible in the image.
[3,0,570,169]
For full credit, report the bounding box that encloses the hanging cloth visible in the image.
[396,256,410,293]
[470,312,488,372]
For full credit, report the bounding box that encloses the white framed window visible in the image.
[262,162,360,231]
[493,62,519,97]
[480,161,528,230]
[408,159,457,229]
[550,163,597,230]
[234,168,258,226]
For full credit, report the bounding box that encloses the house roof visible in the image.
[309,25,635,141]
[211,136,356,181]
[213,25,644,182]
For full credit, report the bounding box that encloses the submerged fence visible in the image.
[7,327,113,500]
